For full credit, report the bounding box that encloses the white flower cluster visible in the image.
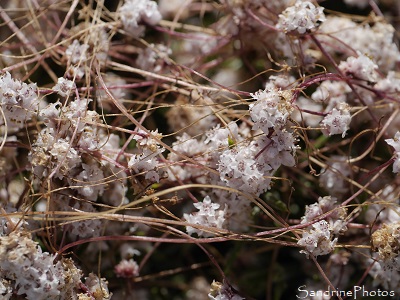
[65,39,89,79]
[28,97,131,236]
[65,39,89,65]
[385,131,400,173]
[52,77,76,97]
[301,196,348,234]
[73,21,110,65]
[30,99,104,181]
[319,17,400,72]
[298,220,337,257]
[64,25,110,79]
[69,202,103,238]
[114,259,139,278]
[264,74,296,91]
[218,130,297,195]
[308,79,354,138]
[218,141,271,195]
[184,196,226,237]
[128,129,165,183]
[236,86,299,194]
[167,121,242,182]
[137,43,172,73]
[338,52,379,83]
[167,132,210,182]
[169,123,257,232]
[321,102,352,138]
[119,0,162,36]
[249,87,293,132]
[298,196,347,257]
[367,255,400,292]
[311,80,351,111]
[0,72,38,132]
[276,1,326,34]
[0,231,83,299]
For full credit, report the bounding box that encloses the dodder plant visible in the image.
[0,0,400,299]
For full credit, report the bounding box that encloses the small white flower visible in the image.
[386,131,400,152]
[249,88,293,132]
[65,39,89,64]
[338,52,378,82]
[0,231,69,299]
[321,103,351,138]
[128,130,165,182]
[72,162,105,201]
[119,0,161,36]
[301,196,348,234]
[52,77,75,97]
[184,196,226,237]
[128,148,164,183]
[298,220,337,257]
[0,72,38,130]
[276,1,326,34]
[218,142,272,194]
[137,43,172,73]
[114,259,139,278]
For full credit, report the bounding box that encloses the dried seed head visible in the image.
[371,222,400,261]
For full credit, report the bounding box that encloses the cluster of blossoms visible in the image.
[298,196,348,257]
[128,129,165,183]
[298,220,337,258]
[114,259,139,279]
[1,0,400,298]
[320,102,352,138]
[318,17,400,72]
[184,196,226,238]
[165,121,253,232]
[276,1,326,34]
[0,72,38,131]
[338,52,379,83]
[0,230,111,299]
[218,130,297,194]
[249,88,294,132]
[118,0,162,36]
